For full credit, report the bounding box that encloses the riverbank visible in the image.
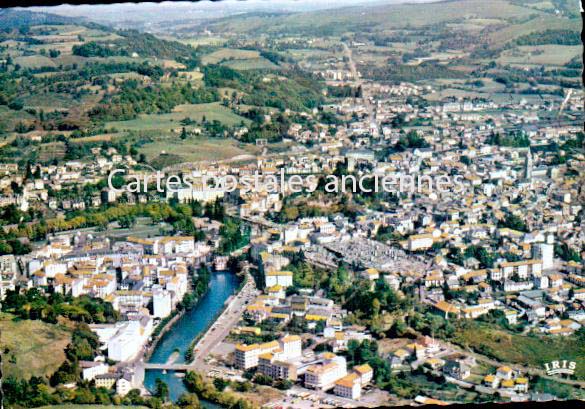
[145,310,184,362]
[189,271,257,368]
[144,271,240,401]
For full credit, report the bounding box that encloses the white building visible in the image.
[407,234,434,251]
[532,235,554,270]
[116,372,134,396]
[94,317,153,362]
[278,335,302,359]
[334,373,362,400]
[153,286,172,318]
[235,340,280,370]
[265,271,293,288]
[305,353,347,391]
[80,361,109,381]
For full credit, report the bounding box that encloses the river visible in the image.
[144,271,240,403]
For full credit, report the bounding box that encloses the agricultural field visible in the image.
[38,141,67,162]
[139,134,258,167]
[177,36,227,47]
[487,14,581,44]
[21,93,81,111]
[108,72,149,82]
[223,58,278,70]
[201,48,262,64]
[0,106,36,133]
[0,313,72,380]
[179,70,204,81]
[106,102,251,132]
[68,132,124,144]
[13,55,56,69]
[498,45,582,67]
[200,47,278,70]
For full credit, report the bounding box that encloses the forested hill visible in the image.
[0,10,199,63]
[195,0,578,36]
[70,30,201,61]
[0,9,75,30]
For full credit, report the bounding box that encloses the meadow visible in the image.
[106,102,251,132]
[201,48,262,64]
[200,47,277,70]
[0,313,71,379]
[139,134,258,166]
[498,44,581,67]
[451,321,585,380]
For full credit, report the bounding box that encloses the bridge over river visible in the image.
[143,363,196,371]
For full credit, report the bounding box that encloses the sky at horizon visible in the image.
[29,0,442,24]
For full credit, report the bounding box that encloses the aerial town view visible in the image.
[0,0,583,408]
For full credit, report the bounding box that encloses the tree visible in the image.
[212,378,229,392]
[499,213,528,232]
[118,215,136,229]
[154,378,169,402]
[253,374,273,386]
[275,379,293,390]
[177,392,201,409]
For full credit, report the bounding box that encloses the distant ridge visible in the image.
[0,9,75,30]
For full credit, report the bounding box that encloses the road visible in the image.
[342,42,360,85]
[342,41,376,127]
[132,259,256,393]
[190,269,258,369]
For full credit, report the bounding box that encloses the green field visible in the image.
[488,15,581,44]
[180,70,204,81]
[139,134,258,166]
[0,105,36,132]
[223,57,278,70]
[107,102,250,132]
[498,45,581,66]
[201,48,262,64]
[200,48,278,70]
[14,55,56,69]
[178,36,227,47]
[21,93,80,111]
[451,321,585,380]
[0,313,71,380]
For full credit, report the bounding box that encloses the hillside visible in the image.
[0,9,75,30]
[0,313,72,379]
[202,0,543,35]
